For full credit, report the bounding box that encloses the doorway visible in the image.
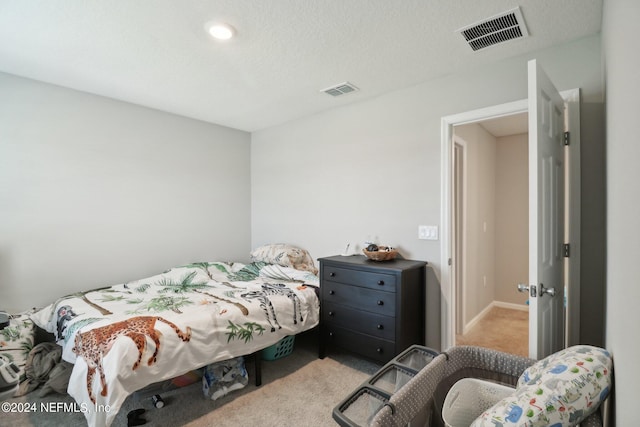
[452,113,529,357]
[440,87,581,356]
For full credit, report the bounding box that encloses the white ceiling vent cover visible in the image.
[457,7,529,51]
[321,82,359,97]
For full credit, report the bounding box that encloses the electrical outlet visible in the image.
[418,225,438,240]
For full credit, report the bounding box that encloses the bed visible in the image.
[29,248,320,427]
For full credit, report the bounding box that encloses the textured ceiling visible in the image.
[0,1,602,132]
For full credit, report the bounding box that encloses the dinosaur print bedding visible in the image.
[30,261,320,427]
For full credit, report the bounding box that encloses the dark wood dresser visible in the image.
[318,255,426,363]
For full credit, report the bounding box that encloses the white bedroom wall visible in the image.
[251,35,602,278]
[603,0,640,424]
[0,72,251,312]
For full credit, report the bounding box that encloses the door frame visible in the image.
[453,137,467,335]
[440,88,580,352]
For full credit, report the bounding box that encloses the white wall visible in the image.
[603,0,640,424]
[0,73,252,312]
[453,123,497,326]
[251,35,602,284]
[495,133,529,305]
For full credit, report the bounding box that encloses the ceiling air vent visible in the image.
[321,82,359,97]
[457,7,529,51]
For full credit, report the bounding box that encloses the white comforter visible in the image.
[31,261,319,427]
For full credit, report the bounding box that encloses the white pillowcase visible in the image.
[250,244,318,275]
[471,345,612,427]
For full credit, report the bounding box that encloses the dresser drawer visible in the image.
[322,282,396,317]
[322,301,395,340]
[323,325,395,363]
[323,265,396,292]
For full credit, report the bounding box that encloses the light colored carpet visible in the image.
[2,330,382,427]
[455,306,528,357]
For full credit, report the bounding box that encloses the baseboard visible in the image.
[463,301,528,334]
[463,303,494,335]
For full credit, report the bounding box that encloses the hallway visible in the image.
[455,306,528,357]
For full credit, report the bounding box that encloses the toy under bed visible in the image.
[334,345,612,427]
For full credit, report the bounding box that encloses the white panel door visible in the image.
[528,59,565,359]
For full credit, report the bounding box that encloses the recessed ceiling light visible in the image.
[205,22,235,41]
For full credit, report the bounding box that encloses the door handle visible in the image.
[517,283,537,298]
[539,283,556,297]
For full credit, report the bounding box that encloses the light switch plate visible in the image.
[418,225,438,240]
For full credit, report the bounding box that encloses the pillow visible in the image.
[250,244,318,275]
[517,345,612,389]
[472,345,612,427]
[0,309,36,381]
